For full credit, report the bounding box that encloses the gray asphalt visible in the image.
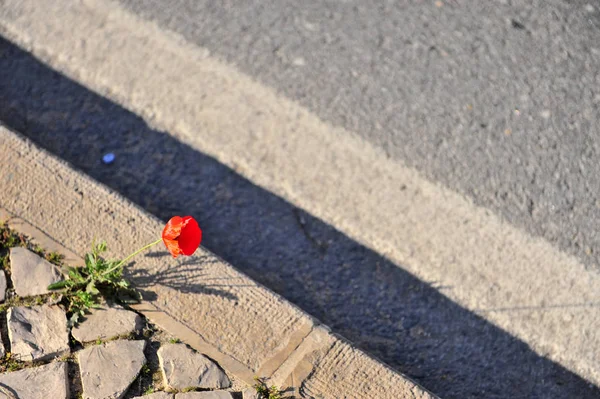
[2,0,600,398]
[118,0,600,272]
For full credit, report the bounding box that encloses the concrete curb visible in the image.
[0,125,437,398]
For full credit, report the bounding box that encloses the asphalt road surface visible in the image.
[116,0,600,274]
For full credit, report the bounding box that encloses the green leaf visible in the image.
[96,241,107,253]
[68,267,86,283]
[104,261,121,272]
[85,253,96,271]
[95,275,109,284]
[76,290,93,301]
[117,280,131,288]
[47,280,70,290]
[86,281,100,295]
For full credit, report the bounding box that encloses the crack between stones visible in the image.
[268,324,315,381]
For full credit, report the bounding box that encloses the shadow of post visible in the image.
[0,36,598,398]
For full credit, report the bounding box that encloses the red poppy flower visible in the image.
[162,216,202,258]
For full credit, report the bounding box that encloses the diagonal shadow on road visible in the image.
[0,36,598,398]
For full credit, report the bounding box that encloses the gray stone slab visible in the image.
[241,388,258,399]
[72,304,142,343]
[175,392,234,399]
[0,361,69,399]
[8,305,69,362]
[9,247,62,297]
[79,340,146,399]
[299,335,437,399]
[158,343,230,391]
[132,392,173,399]
[0,269,6,302]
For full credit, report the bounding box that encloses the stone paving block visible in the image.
[0,361,69,399]
[79,340,146,399]
[300,338,437,399]
[9,247,62,297]
[0,269,6,302]
[158,343,230,391]
[8,305,69,361]
[241,388,259,399]
[72,304,142,343]
[175,392,234,399]
[132,392,173,399]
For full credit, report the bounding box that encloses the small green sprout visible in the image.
[47,241,140,326]
[253,377,284,399]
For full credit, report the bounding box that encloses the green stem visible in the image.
[103,238,162,275]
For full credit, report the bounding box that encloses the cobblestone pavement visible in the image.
[0,241,254,399]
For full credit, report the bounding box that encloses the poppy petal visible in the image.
[178,216,202,255]
[162,216,183,241]
[163,238,181,258]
